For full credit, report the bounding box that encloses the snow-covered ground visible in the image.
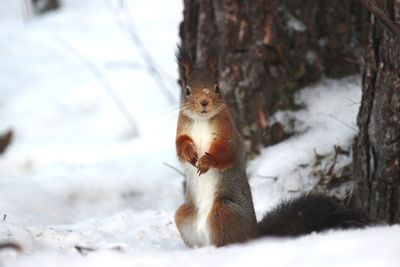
[0,1,399,266]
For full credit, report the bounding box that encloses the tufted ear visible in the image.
[176,45,193,83]
[206,48,219,79]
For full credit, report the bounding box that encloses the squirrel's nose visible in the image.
[200,99,209,107]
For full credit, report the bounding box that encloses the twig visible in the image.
[105,61,146,70]
[54,35,139,136]
[313,148,326,167]
[320,112,358,132]
[75,245,96,256]
[105,60,179,90]
[115,1,177,105]
[288,190,299,193]
[342,96,361,107]
[346,186,355,207]
[163,162,185,178]
[324,146,340,184]
[0,243,22,252]
[257,175,278,181]
[0,129,13,154]
[359,0,400,37]
[334,145,350,156]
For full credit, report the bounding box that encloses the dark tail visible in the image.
[258,194,370,237]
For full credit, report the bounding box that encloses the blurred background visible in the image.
[0,0,184,224]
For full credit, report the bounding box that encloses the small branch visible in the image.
[320,112,358,132]
[163,162,185,178]
[105,61,146,70]
[346,186,355,207]
[0,243,22,252]
[105,60,179,90]
[323,146,340,184]
[359,0,400,36]
[115,1,178,105]
[288,190,299,193]
[54,36,139,136]
[342,96,361,107]
[75,245,96,256]
[0,129,13,154]
[257,175,278,181]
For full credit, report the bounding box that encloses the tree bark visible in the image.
[179,0,366,155]
[353,0,400,223]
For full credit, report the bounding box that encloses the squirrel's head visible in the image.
[176,46,223,120]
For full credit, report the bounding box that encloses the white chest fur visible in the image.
[182,119,219,247]
[188,119,214,156]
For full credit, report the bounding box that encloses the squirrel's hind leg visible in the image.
[208,197,257,247]
[175,202,196,247]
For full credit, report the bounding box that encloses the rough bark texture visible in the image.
[353,0,400,223]
[179,0,366,156]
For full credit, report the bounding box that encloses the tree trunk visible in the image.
[179,0,366,156]
[353,1,400,223]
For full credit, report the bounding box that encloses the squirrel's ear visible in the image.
[176,45,193,82]
[206,49,219,79]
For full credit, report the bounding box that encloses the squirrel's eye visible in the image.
[185,87,191,96]
[214,85,220,94]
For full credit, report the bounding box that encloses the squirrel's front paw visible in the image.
[181,143,198,166]
[197,153,214,176]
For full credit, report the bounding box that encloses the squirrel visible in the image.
[174,46,369,248]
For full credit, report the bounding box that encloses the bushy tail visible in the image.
[258,194,370,237]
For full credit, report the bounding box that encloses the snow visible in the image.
[249,77,362,215]
[0,1,399,266]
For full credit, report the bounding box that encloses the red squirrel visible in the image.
[174,46,369,247]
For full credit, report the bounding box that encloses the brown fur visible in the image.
[207,109,239,169]
[175,46,258,247]
[175,200,197,248]
[175,201,196,228]
[176,107,239,174]
[208,196,257,247]
[176,134,198,166]
[174,46,369,248]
